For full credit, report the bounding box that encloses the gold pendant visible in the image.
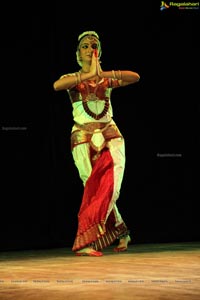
[85,93,100,101]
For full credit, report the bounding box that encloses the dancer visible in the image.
[53,30,140,256]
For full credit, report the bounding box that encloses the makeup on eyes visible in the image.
[81,43,98,49]
[91,43,98,49]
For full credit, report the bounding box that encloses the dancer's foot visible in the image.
[113,235,131,252]
[75,247,103,257]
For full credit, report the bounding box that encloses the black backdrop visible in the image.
[1,2,199,251]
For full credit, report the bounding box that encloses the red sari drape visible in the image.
[72,148,127,251]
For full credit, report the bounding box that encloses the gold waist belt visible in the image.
[74,121,111,134]
[71,122,122,152]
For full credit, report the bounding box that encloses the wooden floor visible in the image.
[0,242,199,300]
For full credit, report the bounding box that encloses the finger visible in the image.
[94,49,98,58]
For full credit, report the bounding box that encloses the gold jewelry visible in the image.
[112,70,116,79]
[82,82,110,120]
[77,72,81,84]
[117,70,122,80]
[75,72,81,84]
[75,73,78,85]
[78,31,99,42]
[83,97,109,120]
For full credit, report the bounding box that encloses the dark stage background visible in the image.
[0,2,199,251]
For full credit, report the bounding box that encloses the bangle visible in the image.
[117,70,122,80]
[75,74,78,85]
[75,72,81,84]
[112,70,116,79]
[115,70,122,80]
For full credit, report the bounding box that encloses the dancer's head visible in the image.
[76,30,102,67]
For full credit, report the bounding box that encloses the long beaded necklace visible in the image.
[82,78,109,120]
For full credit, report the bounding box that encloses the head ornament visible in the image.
[78,31,99,42]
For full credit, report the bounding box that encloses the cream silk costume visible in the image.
[61,73,130,251]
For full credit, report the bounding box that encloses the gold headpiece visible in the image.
[78,31,99,42]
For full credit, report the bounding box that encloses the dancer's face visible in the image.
[78,35,100,64]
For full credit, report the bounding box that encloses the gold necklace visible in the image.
[82,80,109,120]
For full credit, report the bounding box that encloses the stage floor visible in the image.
[0,242,199,300]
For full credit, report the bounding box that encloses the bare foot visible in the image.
[75,247,103,256]
[114,235,131,252]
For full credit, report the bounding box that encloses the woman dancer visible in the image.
[53,30,140,256]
